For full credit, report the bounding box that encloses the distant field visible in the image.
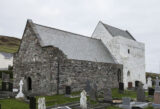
[0,35,20,53]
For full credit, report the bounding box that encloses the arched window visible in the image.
[27,77,32,91]
[127,71,130,77]
[117,69,121,82]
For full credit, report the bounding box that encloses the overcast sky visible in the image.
[0,0,160,73]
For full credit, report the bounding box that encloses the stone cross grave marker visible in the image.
[80,90,87,109]
[16,79,24,98]
[147,77,152,88]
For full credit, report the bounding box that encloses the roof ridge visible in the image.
[34,23,100,41]
[101,22,127,33]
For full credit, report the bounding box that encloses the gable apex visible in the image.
[100,21,136,41]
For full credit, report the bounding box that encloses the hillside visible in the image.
[0,35,21,53]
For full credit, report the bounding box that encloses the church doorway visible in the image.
[27,77,32,91]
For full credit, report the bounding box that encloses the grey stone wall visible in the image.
[13,23,123,96]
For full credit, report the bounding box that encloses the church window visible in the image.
[128,49,130,54]
[127,71,130,77]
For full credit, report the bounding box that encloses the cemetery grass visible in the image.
[37,94,80,106]
[0,98,29,109]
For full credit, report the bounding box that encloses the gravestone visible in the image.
[147,77,152,88]
[16,79,24,98]
[104,88,112,103]
[119,82,124,93]
[137,83,145,102]
[122,97,130,105]
[2,73,10,82]
[2,73,10,91]
[38,97,46,109]
[152,77,160,108]
[119,97,131,109]
[85,80,91,93]
[135,81,139,89]
[89,83,97,101]
[65,86,71,95]
[148,88,154,96]
[9,82,13,92]
[30,97,36,109]
[80,90,87,109]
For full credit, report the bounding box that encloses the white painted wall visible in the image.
[0,52,13,70]
[92,22,146,88]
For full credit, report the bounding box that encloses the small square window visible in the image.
[128,49,130,54]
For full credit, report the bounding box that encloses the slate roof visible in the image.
[33,23,115,63]
[0,52,13,59]
[102,22,136,41]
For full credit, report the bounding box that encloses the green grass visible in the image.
[0,36,20,53]
[0,46,19,53]
[0,98,29,109]
[37,94,80,106]
[106,106,122,109]
[0,89,153,109]
[112,88,137,99]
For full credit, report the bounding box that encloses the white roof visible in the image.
[33,23,115,63]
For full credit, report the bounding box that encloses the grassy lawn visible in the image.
[37,94,80,106]
[0,89,154,109]
[0,98,29,109]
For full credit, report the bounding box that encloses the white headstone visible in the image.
[147,77,152,88]
[16,79,24,98]
[80,90,87,109]
[38,97,46,109]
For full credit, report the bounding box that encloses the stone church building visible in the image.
[13,19,145,95]
[13,20,123,95]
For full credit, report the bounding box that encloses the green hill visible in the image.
[0,35,21,53]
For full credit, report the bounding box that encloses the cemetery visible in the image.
[0,73,159,109]
[0,20,158,109]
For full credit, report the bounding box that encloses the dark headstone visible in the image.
[128,82,133,89]
[104,88,112,103]
[0,104,1,109]
[65,86,71,95]
[135,81,140,88]
[2,73,10,82]
[29,97,36,109]
[9,83,13,92]
[85,80,91,93]
[119,82,124,93]
[2,82,7,91]
[89,83,97,101]
[137,83,145,102]
[148,88,154,96]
